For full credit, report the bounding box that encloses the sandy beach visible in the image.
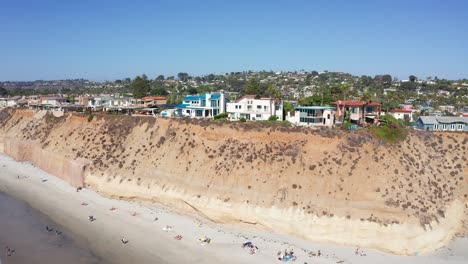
[0,153,467,264]
[0,192,103,264]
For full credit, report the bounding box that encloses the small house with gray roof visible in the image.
[415,116,468,132]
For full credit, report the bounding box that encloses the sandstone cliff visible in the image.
[1,109,466,255]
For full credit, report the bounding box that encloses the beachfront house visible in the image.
[286,106,336,127]
[142,96,167,107]
[226,95,283,121]
[176,92,226,118]
[88,95,130,111]
[332,100,381,125]
[40,96,68,107]
[0,98,7,108]
[389,109,414,122]
[5,96,22,107]
[415,116,468,132]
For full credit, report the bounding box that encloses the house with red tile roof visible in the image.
[332,100,381,125]
[142,96,167,107]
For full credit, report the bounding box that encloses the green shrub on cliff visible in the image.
[88,113,94,122]
[214,113,228,120]
[370,124,407,143]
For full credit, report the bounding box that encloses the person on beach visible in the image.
[121,237,129,244]
[46,225,54,232]
[88,215,96,222]
[355,248,359,255]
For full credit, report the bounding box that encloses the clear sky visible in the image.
[1,0,467,81]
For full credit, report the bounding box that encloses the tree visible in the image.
[360,91,372,125]
[311,71,319,76]
[150,87,168,96]
[409,75,417,82]
[187,87,198,95]
[242,78,261,97]
[131,75,150,98]
[177,72,189,82]
[283,101,294,116]
[0,86,8,97]
[206,74,216,82]
[382,74,392,86]
[266,85,281,118]
[155,75,165,81]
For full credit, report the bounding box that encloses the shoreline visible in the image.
[0,192,103,264]
[0,153,467,263]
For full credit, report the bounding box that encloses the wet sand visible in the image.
[0,192,103,264]
[0,153,467,264]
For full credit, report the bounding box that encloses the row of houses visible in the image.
[2,93,467,132]
[0,95,168,111]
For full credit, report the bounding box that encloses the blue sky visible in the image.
[0,0,467,81]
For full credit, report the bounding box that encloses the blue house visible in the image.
[176,92,226,118]
[415,116,468,132]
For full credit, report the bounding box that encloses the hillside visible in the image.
[0,108,466,255]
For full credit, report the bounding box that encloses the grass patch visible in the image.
[369,124,407,143]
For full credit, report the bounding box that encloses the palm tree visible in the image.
[360,91,372,125]
[266,85,282,119]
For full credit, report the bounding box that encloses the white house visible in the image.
[0,98,7,108]
[389,109,414,122]
[286,106,336,127]
[40,96,68,106]
[6,96,22,107]
[176,92,226,118]
[88,95,130,110]
[226,95,283,121]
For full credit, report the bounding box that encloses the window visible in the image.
[451,124,455,130]
[434,124,438,130]
[247,105,252,110]
[201,100,206,107]
[211,100,218,107]
[257,105,262,109]
[457,124,464,130]
[256,114,261,118]
[351,107,358,114]
[235,105,242,110]
[264,106,268,111]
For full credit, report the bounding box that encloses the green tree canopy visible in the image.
[155,75,165,81]
[0,86,8,97]
[360,91,372,103]
[131,75,150,98]
[150,87,168,96]
[242,78,262,98]
[409,75,417,82]
[299,94,333,106]
[187,87,198,95]
[177,72,189,82]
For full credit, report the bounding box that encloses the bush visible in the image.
[370,124,407,143]
[239,117,246,122]
[214,112,228,120]
[268,115,279,121]
[87,113,94,122]
[380,114,399,125]
[342,122,353,130]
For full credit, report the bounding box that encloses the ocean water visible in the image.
[0,192,104,264]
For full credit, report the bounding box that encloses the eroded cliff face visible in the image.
[1,109,467,255]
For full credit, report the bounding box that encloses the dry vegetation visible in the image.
[1,109,467,235]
